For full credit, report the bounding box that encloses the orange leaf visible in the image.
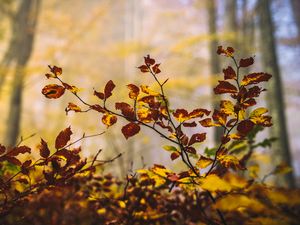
[55,127,72,149]
[48,65,62,76]
[102,113,117,127]
[127,84,140,99]
[121,122,140,139]
[241,72,272,86]
[42,84,65,99]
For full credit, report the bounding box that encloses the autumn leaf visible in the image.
[62,83,80,94]
[188,133,206,146]
[39,138,50,158]
[199,118,220,127]
[217,46,234,57]
[104,80,116,99]
[7,146,31,157]
[121,122,140,139]
[201,174,232,192]
[94,90,105,100]
[152,63,161,74]
[65,102,81,114]
[127,84,140,99]
[241,72,272,86]
[196,155,213,169]
[115,102,135,121]
[223,66,236,80]
[140,85,160,96]
[42,84,65,99]
[220,100,235,115]
[48,65,62,76]
[144,55,155,66]
[102,113,117,127]
[137,107,153,123]
[237,119,255,135]
[212,110,228,126]
[239,57,254,67]
[170,152,180,161]
[188,108,211,118]
[0,144,6,155]
[218,154,246,170]
[137,65,149,73]
[90,104,106,113]
[214,81,238,94]
[173,109,189,122]
[55,126,72,149]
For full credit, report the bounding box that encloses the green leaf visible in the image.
[162,145,177,152]
[204,147,217,157]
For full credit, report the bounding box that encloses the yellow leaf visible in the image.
[118,200,126,209]
[196,155,213,169]
[102,113,117,127]
[215,195,265,212]
[162,145,177,152]
[137,108,152,123]
[220,100,235,115]
[218,154,245,170]
[140,85,160,96]
[201,174,231,192]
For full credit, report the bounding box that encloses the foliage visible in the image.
[0,47,300,224]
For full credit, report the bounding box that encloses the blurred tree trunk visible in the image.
[290,0,300,37]
[5,0,41,147]
[224,0,237,48]
[206,0,222,144]
[258,0,295,187]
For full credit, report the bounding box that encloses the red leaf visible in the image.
[138,65,149,73]
[189,133,206,146]
[237,120,255,135]
[55,126,72,149]
[241,72,272,86]
[170,152,180,161]
[214,81,238,94]
[39,138,50,158]
[104,80,116,99]
[144,55,155,66]
[121,123,140,139]
[223,66,236,80]
[152,64,161,74]
[42,84,65,99]
[239,57,254,67]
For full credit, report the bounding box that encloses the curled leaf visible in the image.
[42,84,65,99]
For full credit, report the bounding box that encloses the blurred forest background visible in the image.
[0,0,299,187]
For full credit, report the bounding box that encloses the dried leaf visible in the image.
[121,122,140,139]
[55,127,72,149]
[42,84,65,99]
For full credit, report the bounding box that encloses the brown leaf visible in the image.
[189,108,211,118]
[223,66,236,80]
[217,46,234,57]
[241,72,272,86]
[170,152,180,161]
[42,84,65,99]
[48,65,62,76]
[90,104,106,113]
[189,133,206,146]
[182,121,197,127]
[102,113,117,127]
[55,127,72,149]
[173,109,189,122]
[104,80,116,99]
[7,146,31,157]
[121,122,140,139]
[39,138,50,158]
[0,144,5,155]
[65,102,81,114]
[115,102,135,121]
[138,65,149,73]
[127,84,140,99]
[152,64,161,74]
[239,57,254,67]
[144,55,155,66]
[94,90,105,100]
[214,81,238,94]
[237,120,255,135]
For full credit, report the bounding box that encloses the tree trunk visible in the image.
[290,0,300,36]
[258,0,295,187]
[224,0,237,48]
[5,0,41,147]
[206,0,223,144]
